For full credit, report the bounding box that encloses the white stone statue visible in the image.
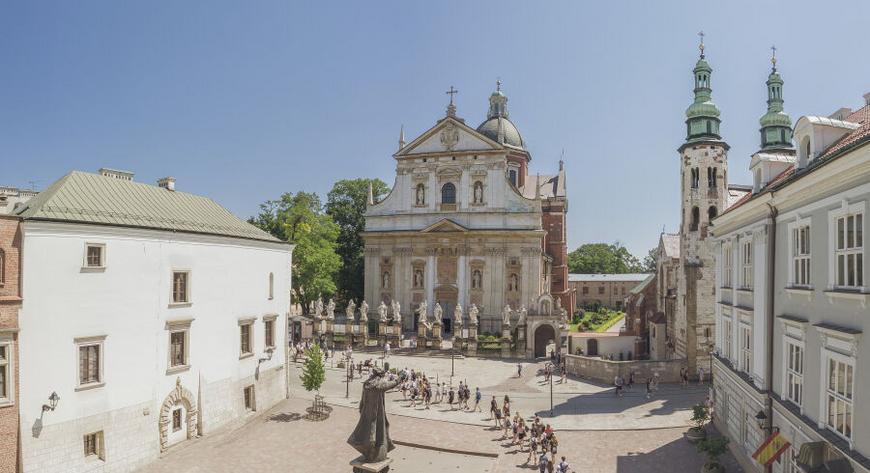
[382,271,390,289]
[472,270,482,289]
[413,270,423,288]
[473,182,483,204]
[359,300,369,323]
[346,299,356,320]
[433,303,443,323]
[468,304,479,326]
[417,301,428,324]
[416,184,425,205]
[326,298,336,320]
[454,303,463,330]
[315,297,324,319]
[378,301,388,322]
[308,300,316,317]
[517,306,527,326]
[502,304,512,327]
[555,297,568,326]
[391,300,401,326]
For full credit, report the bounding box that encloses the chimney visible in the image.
[864,92,870,106]
[157,177,176,191]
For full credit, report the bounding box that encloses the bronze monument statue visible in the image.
[348,364,403,471]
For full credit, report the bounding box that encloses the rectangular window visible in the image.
[78,344,101,386]
[834,213,863,289]
[243,385,255,411]
[741,241,753,289]
[84,243,105,268]
[792,225,811,286]
[582,287,589,295]
[785,341,803,407]
[825,356,854,440]
[172,408,182,432]
[240,323,252,356]
[723,245,733,287]
[170,331,186,368]
[0,344,10,403]
[740,326,752,373]
[172,271,190,304]
[264,319,275,348]
[83,431,105,460]
[598,286,605,295]
[722,319,733,360]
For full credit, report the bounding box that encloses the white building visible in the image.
[713,62,870,473]
[14,170,293,473]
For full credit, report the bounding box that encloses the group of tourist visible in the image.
[613,371,661,398]
[394,367,483,412]
[490,395,570,472]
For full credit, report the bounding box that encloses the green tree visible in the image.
[567,242,644,274]
[249,192,342,311]
[641,247,658,273]
[325,178,390,303]
[300,344,326,392]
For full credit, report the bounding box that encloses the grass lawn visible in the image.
[569,309,625,333]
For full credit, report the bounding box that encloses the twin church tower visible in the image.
[672,36,794,373]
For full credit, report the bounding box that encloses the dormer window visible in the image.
[508,169,517,187]
[799,135,811,169]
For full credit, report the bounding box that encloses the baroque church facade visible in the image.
[362,83,572,346]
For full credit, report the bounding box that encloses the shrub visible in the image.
[690,403,710,431]
[301,344,326,393]
[697,437,729,470]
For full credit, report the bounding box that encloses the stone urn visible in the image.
[685,427,707,443]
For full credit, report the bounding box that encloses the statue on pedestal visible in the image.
[346,299,357,320]
[556,297,569,327]
[417,301,430,329]
[468,304,479,326]
[348,364,402,465]
[517,306,528,326]
[502,304,513,328]
[359,300,369,323]
[315,297,324,320]
[391,300,401,326]
[326,298,336,321]
[454,303,463,332]
[433,303,443,324]
[308,300,316,318]
[378,302,388,322]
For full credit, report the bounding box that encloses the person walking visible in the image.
[560,364,567,384]
[557,456,570,473]
[492,397,502,428]
[538,451,549,473]
[517,362,523,378]
[473,387,482,412]
[627,371,634,391]
[646,376,653,399]
[448,386,455,410]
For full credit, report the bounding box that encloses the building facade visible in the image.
[362,84,570,350]
[14,170,293,473]
[0,215,22,473]
[713,62,870,473]
[623,274,656,357]
[0,187,37,216]
[569,273,650,310]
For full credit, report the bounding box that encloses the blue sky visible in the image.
[2,1,868,257]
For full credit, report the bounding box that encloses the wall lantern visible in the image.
[755,410,768,430]
[42,392,60,412]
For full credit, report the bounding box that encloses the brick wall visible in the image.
[0,216,22,473]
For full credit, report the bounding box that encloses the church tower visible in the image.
[674,35,729,375]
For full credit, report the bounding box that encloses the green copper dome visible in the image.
[758,56,794,150]
[476,80,526,148]
[684,54,722,142]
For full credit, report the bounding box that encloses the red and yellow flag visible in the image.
[752,431,791,467]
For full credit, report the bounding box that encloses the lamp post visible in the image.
[451,349,455,378]
[346,355,352,398]
[549,364,554,417]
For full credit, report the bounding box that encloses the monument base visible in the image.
[351,456,393,473]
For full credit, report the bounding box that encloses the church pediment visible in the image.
[420,218,469,233]
[396,117,502,157]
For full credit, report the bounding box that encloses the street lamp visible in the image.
[346,355,352,398]
[549,364,554,417]
[451,349,455,378]
[42,392,60,412]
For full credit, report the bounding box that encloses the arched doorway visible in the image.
[534,324,556,358]
[587,339,599,357]
[159,378,198,451]
[434,286,457,337]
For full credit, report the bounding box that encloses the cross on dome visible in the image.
[698,31,705,58]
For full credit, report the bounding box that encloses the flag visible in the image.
[753,431,791,467]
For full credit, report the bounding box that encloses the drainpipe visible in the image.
[764,200,777,473]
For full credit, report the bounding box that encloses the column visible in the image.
[458,254,467,307]
[426,253,435,312]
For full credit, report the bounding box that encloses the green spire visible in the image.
[684,32,722,143]
[758,46,793,150]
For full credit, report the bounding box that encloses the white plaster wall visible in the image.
[18,222,291,473]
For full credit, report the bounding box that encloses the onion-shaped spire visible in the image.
[758,46,793,150]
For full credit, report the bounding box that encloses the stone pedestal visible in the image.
[431,322,442,349]
[517,324,527,353]
[465,324,478,356]
[501,327,512,358]
[416,325,428,351]
[351,456,393,473]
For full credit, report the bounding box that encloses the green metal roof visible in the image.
[16,171,281,243]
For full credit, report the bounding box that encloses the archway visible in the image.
[159,378,198,451]
[534,324,556,358]
[587,339,599,357]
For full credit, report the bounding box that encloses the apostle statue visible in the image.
[308,300,316,318]
[502,304,513,327]
[346,299,356,321]
[382,272,390,289]
[378,301,388,322]
[454,303,463,331]
[555,297,569,326]
[417,301,428,326]
[348,364,402,463]
[473,181,483,204]
[359,300,369,323]
[468,304,479,326]
[326,298,336,321]
[391,300,402,326]
[433,303,443,324]
[517,306,528,326]
[415,184,425,206]
[315,297,324,319]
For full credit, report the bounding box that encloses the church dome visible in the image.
[476,117,525,148]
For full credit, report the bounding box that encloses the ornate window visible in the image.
[739,325,752,373]
[441,183,456,204]
[791,224,811,287]
[172,271,190,304]
[785,340,803,407]
[741,240,753,289]
[825,355,854,440]
[76,336,106,389]
[834,211,863,289]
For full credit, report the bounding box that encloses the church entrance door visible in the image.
[534,324,556,358]
[434,286,458,338]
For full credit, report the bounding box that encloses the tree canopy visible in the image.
[567,242,648,274]
[249,191,341,311]
[325,178,390,304]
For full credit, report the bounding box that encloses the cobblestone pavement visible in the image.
[308,354,710,430]
[134,397,742,473]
